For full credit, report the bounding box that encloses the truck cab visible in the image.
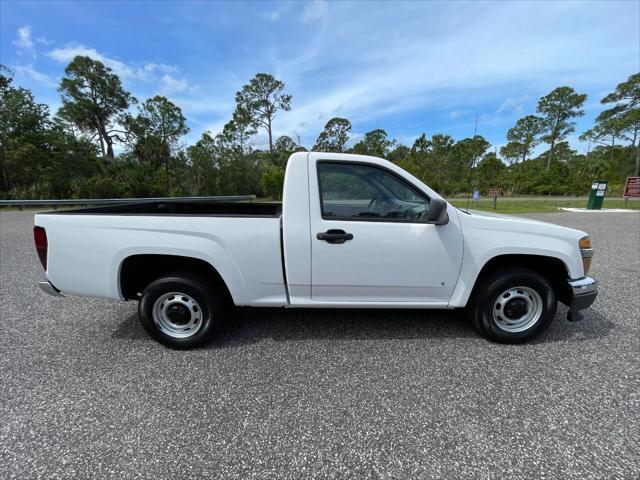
[283,152,462,306]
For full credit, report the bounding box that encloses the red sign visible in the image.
[623,177,640,198]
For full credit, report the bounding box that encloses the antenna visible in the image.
[466,114,479,212]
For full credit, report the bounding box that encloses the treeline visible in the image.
[0,58,638,200]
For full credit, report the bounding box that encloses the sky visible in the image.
[1,0,639,153]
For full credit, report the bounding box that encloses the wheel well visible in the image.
[119,254,233,304]
[471,254,571,305]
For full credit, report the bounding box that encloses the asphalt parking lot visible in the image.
[1,210,639,479]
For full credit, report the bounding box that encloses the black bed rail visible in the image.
[0,195,256,209]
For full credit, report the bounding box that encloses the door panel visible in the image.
[310,160,463,304]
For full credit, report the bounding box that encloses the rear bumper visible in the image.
[567,276,597,319]
[38,280,64,297]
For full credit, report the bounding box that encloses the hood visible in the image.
[456,208,587,241]
[466,209,547,223]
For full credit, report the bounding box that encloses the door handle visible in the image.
[316,229,354,244]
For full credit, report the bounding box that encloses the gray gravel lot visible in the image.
[1,210,639,479]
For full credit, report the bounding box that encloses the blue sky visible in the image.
[1,0,639,152]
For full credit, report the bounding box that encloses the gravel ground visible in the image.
[0,210,638,479]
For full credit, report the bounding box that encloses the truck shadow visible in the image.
[112,305,613,347]
[532,306,614,345]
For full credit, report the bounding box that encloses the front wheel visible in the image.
[471,268,557,343]
[138,272,226,349]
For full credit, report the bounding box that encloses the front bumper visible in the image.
[566,276,597,320]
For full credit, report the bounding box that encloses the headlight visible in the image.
[579,236,593,275]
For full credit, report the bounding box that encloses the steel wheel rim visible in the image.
[492,286,543,333]
[152,292,203,338]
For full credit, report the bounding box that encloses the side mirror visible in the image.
[426,198,448,225]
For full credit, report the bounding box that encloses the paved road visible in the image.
[1,210,638,479]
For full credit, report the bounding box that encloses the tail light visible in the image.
[34,226,48,270]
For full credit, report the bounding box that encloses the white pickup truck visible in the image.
[34,152,597,348]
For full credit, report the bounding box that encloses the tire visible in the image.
[471,268,557,344]
[138,272,226,349]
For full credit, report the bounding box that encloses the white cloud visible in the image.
[47,44,179,84]
[496,95,529,115]
[48,44,140,79]
[35,36,53,46]
[160,74,189,94]
[12,64,56,87]
[300,0,328,24]
[267,11,280,21]
[12,26,51,59]
[46,45,194,101]
[14,26,34,50]
[143,63,178,75]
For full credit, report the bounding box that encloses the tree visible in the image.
[414,133,455,192]
[536,86,587,170]
[260,163,285,199]
[450,135,490,193]
[579,107,622,161]
[231,107,257,153]
[125,95,188,192]
[600,72,640,175]
[218,117,253,155]
[42,125,101,198]
[401,134,432,182]
[186,131,220,195]
[411,133,431,155]
[351,129,395,158]
[387,145,410,163]
[235,73,291,154]
[138,96,188,147]
[499,142,523,166]
[313,117,351,152]
[0,68,50,191]
[500,115,544,164]
[57,56,134,159]
[274,135,297,154]
[272,135,298,167]
[477,152,506,192]
[214,107,257,157]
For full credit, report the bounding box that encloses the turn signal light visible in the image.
[579,236,593,275]
[33,226,48,271]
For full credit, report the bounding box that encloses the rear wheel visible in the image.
[138,272,226,348]
[471,268,557,343]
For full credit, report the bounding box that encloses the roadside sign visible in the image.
[623,176,640,208]
[623,177,640,198]
[488,188,501,209]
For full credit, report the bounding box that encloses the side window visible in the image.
[318,162,430,221]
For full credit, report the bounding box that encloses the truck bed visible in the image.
[40,201,282,217]
[36,203,287,305]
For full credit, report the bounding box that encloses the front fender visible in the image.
[448,213,585,307]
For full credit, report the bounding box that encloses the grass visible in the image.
[448,196,640,213]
